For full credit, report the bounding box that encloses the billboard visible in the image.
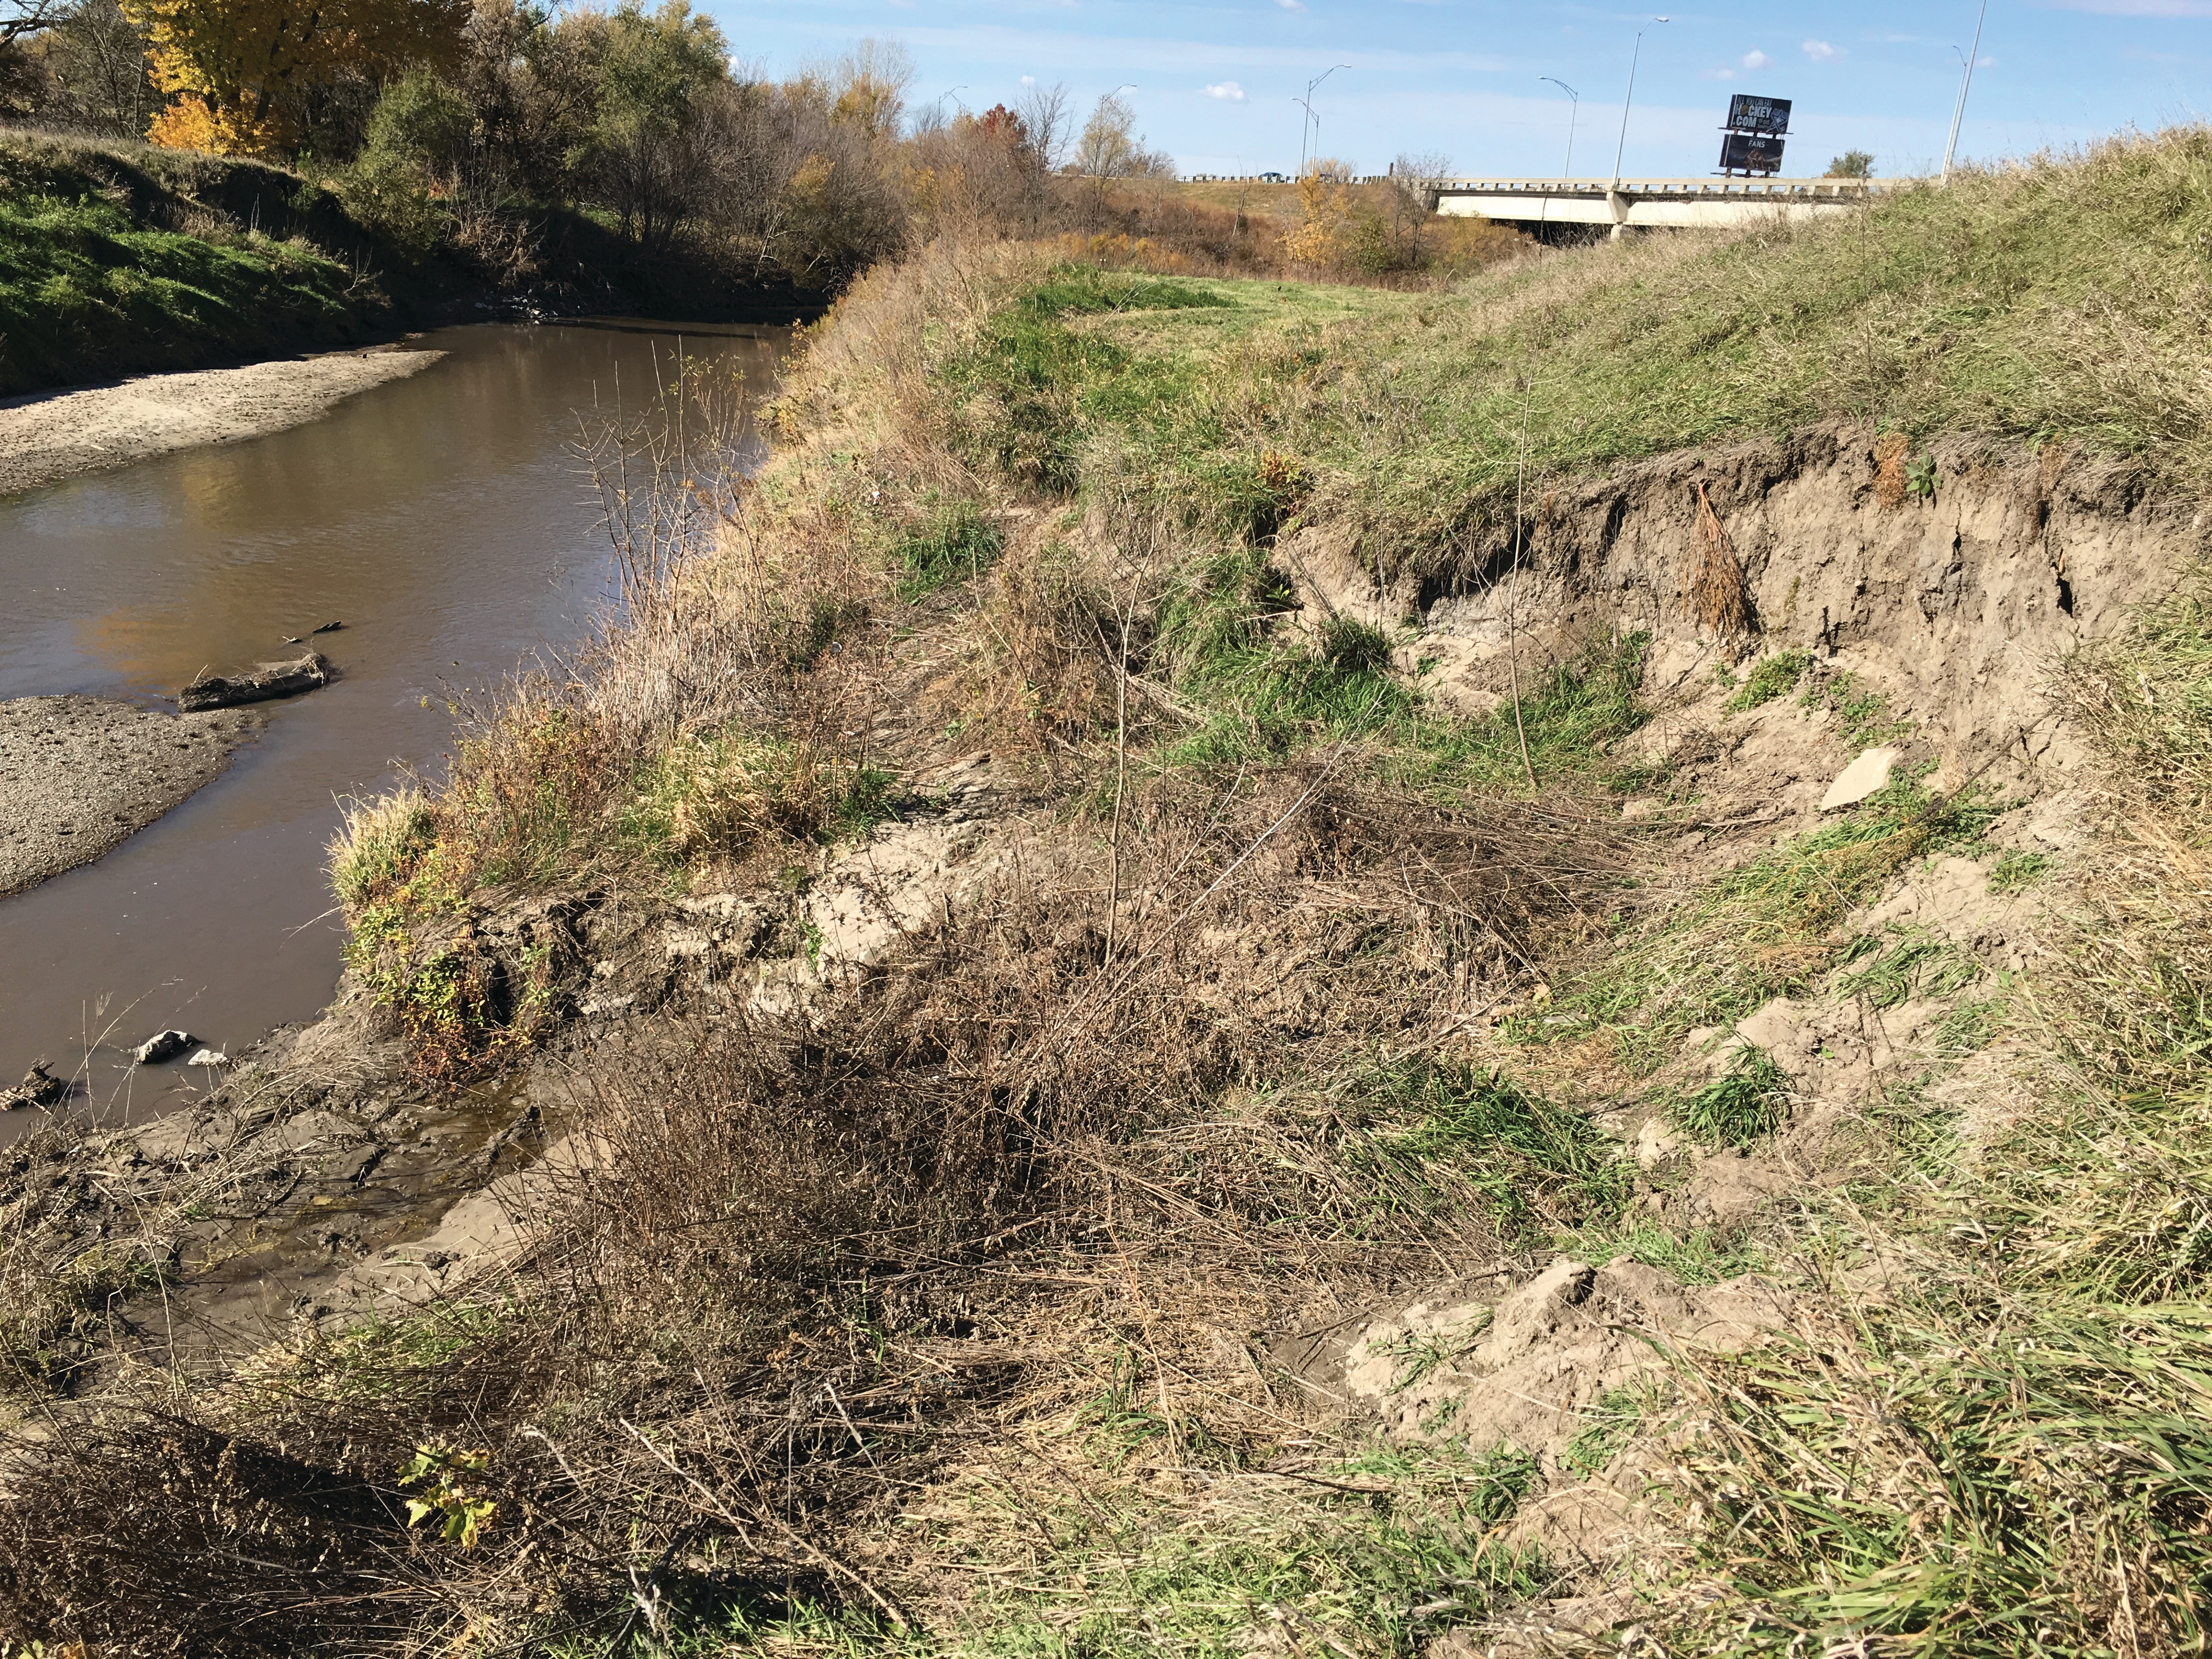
[1719,132,1787,174]
[1725,94,1792,136]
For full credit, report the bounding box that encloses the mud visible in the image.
[12,752,1045,1362]
[0,346,442,499]
[0,696,259,900]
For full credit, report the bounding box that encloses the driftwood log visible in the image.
[178,651,329,712]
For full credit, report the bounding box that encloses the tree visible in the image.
[1825,149,1874,178]
[1014,80,1069,171]
[579,0,727,246]
[337,66,471,249]
[126,0,470,155]
[826,35,908,140]
[1074,90,1171,180]
[0,0,65,48]
[27,0,157,134]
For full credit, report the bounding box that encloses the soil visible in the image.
[0,696,261,900]
[3,416,2193,1586]
[0,343,443,498]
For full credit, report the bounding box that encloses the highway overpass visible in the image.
[1410,175,1910,236]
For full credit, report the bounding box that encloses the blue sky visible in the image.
[708,0,2207,180]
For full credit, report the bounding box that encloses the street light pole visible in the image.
[1941,0,1988,184]
[1297,64,1350,176]
[1538,76,1579,234]
[1611,18,1668,189]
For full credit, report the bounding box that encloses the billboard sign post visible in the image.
[1717,94,1791,176]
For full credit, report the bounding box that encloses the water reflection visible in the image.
[0,319,787,1135]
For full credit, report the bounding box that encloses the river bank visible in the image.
[0,318,787,1133]
[0,344,443,497]
[8,132,2212,1656]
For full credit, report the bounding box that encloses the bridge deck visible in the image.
[1411,175,1913,230]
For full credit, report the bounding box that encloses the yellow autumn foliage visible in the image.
[126,0,470,156]
[1282,165,1356,269]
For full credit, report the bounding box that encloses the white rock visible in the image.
[185,1048,228,1066]
[1820,746,1901,811]
[1636,1118,1683,1170]
[132,1029,193,1065]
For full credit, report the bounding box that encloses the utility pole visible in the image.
[1297,64,1349,176]
[1539,76,1578,234]
[1942,0,1988,183]
[1611,19,1669,189]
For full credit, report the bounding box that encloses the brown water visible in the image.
[0,318,786,1137]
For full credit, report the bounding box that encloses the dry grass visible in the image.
[4,750,1626,1654]
[1688,481,1754,645]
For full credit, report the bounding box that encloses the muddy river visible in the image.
[0,318,786,1137]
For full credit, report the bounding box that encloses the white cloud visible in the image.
[1204,80,1249,100]
[1742,48,1771,69]
[1276,0,1308,10]
[1020,74,1036,86]
[1701,66,1737,80]
[1802,39,1843,60]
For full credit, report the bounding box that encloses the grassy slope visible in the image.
[0,132,402,393]
[979,131,2212,563]
[683,133,2212,1654]
[0,129,827,397]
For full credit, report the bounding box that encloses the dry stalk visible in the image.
[1689,480,1755,644]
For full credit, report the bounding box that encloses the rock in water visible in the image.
[311,620,345,634]
[133,1029,193,1065]
[186,1048,229,1066]
[178,652,329,713]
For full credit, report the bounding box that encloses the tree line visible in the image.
[1,0,1523,297]
[1,0,1189,291]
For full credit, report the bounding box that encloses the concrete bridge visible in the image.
[1407,174,1911,235]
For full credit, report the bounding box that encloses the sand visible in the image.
[0,696,261,899]
[0,344,444,498]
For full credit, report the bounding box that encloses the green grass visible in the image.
[1562,1384,1649,1478]
[0,133,410,393]
[890,499,1006,599]
[1724,647,1810,713]
[598,1442,1550,1659]
[1670,1046,1792,1148]
[1831,927,1987,1008]
[1515,782,2005,1075]
[0,188,376,393]
[1987,849,2052,893]
[1675,1301,2212,1657]
[1350,1059,1632,1241]
[940,133,2212,573]
[1583,1221,1764,1286]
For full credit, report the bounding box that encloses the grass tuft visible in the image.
[1671,1046,1792,1148]
[1724,647,1810,713]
